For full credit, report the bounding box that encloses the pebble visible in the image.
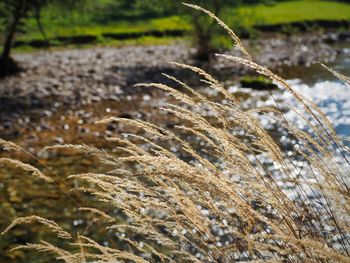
[54,137,64,144]
[3,121,12,130]
[0,32,347,139]
[41,110,52,117]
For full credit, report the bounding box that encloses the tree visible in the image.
[133,0,244,61]
[0,1,25,77]
[0,0,82,78]
[181,0,242,60]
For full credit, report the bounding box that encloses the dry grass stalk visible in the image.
[0,157,53,182]
[0,138,22,151]
[320,63,350,86]
[1,3,350,263]
[1,216,72,239]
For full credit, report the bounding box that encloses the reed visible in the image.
[1,3,350,262]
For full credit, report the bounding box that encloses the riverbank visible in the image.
[6,0,350,52]
[2,32,348,105]
[0,31,348,141]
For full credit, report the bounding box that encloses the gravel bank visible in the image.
[0,31,348,115]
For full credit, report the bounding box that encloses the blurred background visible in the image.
[0,0,349,262]
[1,0,350,58]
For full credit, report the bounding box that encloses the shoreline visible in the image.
[0,30,349,139]
[2,31,348,106]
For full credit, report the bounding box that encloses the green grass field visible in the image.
[21,16,190,40]
[237,0,350,26]
[7,0,350,51]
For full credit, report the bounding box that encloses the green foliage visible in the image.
[2,0,350,55]
[240,75,278,90]
[133,0,174,16]
[0,0,87,77]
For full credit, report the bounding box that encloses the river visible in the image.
[282,44,350,137]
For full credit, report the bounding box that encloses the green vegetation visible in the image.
[240,75,278,90]
[0,0,85,77]
[5,0,350,52]
[237,0,350,26]
[19,15,190,41]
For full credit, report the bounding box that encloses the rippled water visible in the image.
[284,46,350,137]
[285,79,350,137]
[228,45,350,138]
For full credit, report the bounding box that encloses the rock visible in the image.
[41,110,52,117]
[338,32,350,42]
[119,113,132,119]
[40,123,51,131]
[3,121,12,130]
[54,137,64,144]
[107,124,117,131]
[78,127,90,133]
